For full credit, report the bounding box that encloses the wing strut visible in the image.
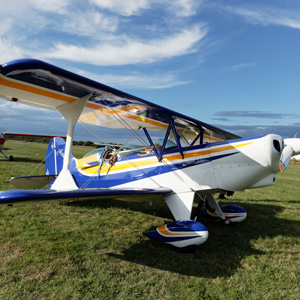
[144,118,185,162]
[142,128,159,158]
[51,94,91,190]
[191,128,204,146]
[171,117,184,159]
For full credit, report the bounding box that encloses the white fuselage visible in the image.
[113,134,283,194]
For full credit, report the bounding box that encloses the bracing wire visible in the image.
[78,119,117,150]
[102,100,149,147]
[28,149,54,176]
[106,102,196,191]
[78,99,196,192]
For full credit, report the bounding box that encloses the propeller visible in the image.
[279,138,300,172]
[279,145,293,172]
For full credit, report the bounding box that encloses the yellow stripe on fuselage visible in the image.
[77,141,253,176]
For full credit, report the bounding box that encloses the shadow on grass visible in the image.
[65,199,299,278]
[0,156,44,164]
[11,157,45,164]
[64,197,173,219]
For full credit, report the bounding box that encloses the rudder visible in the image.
[45,137,76,179]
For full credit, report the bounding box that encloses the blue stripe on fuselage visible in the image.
[72,152,238,188]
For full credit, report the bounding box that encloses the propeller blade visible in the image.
[279,145,293,172]
[284,138,300,154]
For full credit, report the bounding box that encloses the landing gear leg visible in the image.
[194,193,229,224]
[206,194,229,224]
[194,193,247,224]
[0,150,13,161]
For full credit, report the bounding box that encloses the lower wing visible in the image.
[0,187,172,206]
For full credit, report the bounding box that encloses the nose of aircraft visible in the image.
[264,134,283,173]
[280,138,300,172]
[265,134,300,173]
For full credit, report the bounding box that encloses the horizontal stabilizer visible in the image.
[0,187,172,205]
[10,175,57,189]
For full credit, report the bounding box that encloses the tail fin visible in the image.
[45,137,76,177]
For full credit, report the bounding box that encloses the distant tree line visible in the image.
[73,140,95,146]
[73,141,120,148]
[9,136,117,148]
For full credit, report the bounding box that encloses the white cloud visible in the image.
[102,73,188,89]
[60,11,118,37]
[221,63,256,73]
[29,0,70,14]
[45,25,207,65]
[91,0,202,17]
[91,0,150,16]
[0,18,14,36]
[0,100,65,133]
[0,39,27,63]
[0,100,48,114]
[224,5,300,29]
[0,1,50,38]
[74,69,189,89]
[167,0,203,17]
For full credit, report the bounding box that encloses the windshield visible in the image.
[119,144,139,151]
[83,147,106,158]
[118,144,147,157]
[155,138,176,149]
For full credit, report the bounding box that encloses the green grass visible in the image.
[0,141,299,299]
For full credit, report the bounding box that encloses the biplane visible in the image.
[0,59,299,248]
[0,132,66,161]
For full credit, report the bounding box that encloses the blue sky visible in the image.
[0,0,300,142]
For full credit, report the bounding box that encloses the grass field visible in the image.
[0,141,299,299]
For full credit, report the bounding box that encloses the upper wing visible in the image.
[0,59,239,143]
